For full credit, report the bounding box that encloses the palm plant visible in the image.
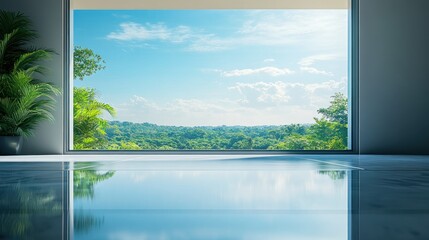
[0,11,60,139]
[73,87,116,150]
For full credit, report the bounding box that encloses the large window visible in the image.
[69,0,355,151]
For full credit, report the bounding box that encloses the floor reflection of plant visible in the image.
[318,170,346,180]
[73,170,114,233]
[74,170,115,199]
[0,183,61,238]
[74,210,105,233]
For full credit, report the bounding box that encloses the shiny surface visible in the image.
[74,170,348,240]
[1,155,429,239]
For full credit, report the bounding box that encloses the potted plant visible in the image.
[0,10,60,155]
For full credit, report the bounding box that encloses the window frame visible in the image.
[63,0,359,154]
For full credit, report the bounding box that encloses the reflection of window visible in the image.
[71,168,349,239]
[69,0,352,151]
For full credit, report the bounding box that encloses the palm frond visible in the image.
[0,11,60,137]
[13,49,51,73]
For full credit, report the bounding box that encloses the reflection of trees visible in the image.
[73,170,114,233]
[318,170,346,180]
[0,179,61,238]
[74,210,104,233]
[74,170,115,199]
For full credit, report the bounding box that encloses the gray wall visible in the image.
[1,0,429,154]
[359,0,429,154]
[0,0,64,154]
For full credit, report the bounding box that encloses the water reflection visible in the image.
[3,159,429,239]
[74,169,115,199]
[73,167,115,233]
[0,165,63,239]
[319,170,346,180]
[73,169,349,240]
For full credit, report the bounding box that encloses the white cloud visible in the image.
[228,81,291,104]
[107,10,348,52]
[304,79,346,93]
[129,95,162,110]
[189,10,348,52]
[221,67,294,77]
[300,66,333,76]
[229,79,347,107]
[107,22,192,43]
[110,78,346,126]
[298,54,339,76]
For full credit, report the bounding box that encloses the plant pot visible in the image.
[0,136,23,155]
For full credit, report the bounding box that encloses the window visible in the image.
[68,0,356,151]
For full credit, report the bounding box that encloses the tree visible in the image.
[73,46,105,80]
[73,87,115,149]
[270,92,348,150]
[317,92,348,124]
[310,93,348,149]
[73,46,115,150]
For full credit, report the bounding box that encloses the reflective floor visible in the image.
[1,155,429,240]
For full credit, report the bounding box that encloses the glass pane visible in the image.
[72,9,349,150]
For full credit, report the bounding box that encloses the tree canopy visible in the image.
[73,46,115,150]
[73,46,105,80]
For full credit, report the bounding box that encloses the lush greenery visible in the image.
[73,165,115,232]
[103,93,347,150]
[73,46,116,149]
[0,11,60,136]
[72,46,348,151]
[74,169,115,199]
[0,171,61,238]
[73,87,115,149]
[74,46,105,81]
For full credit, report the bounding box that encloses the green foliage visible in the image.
[74,169,115,199]
[73,166,115,232]
[72,46,115,150]
[73,87,115,150]
[0,71,60,136]
[318,92,348,124]
[0,11,37,74]
[74,92,348,151]
[311,93,348,149]
[107,141,141,150]
[0,172,61,238]
[318,170,346,180]
[104,122,312,150]
[73,46,105,80]
[266,92,348,150]
[0,10,60,137]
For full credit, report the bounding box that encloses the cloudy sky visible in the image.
[74,10,348,126]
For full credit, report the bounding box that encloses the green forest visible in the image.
[73,47,348,151]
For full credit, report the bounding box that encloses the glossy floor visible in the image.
[1,155,429,240]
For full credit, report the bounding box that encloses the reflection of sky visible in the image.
[74,170,348,240]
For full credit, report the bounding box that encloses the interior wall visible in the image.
[0,0,64,154]
[1,0,429,154]
[359,0,429,154]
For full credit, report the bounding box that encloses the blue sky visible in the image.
[74,10,348,126]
